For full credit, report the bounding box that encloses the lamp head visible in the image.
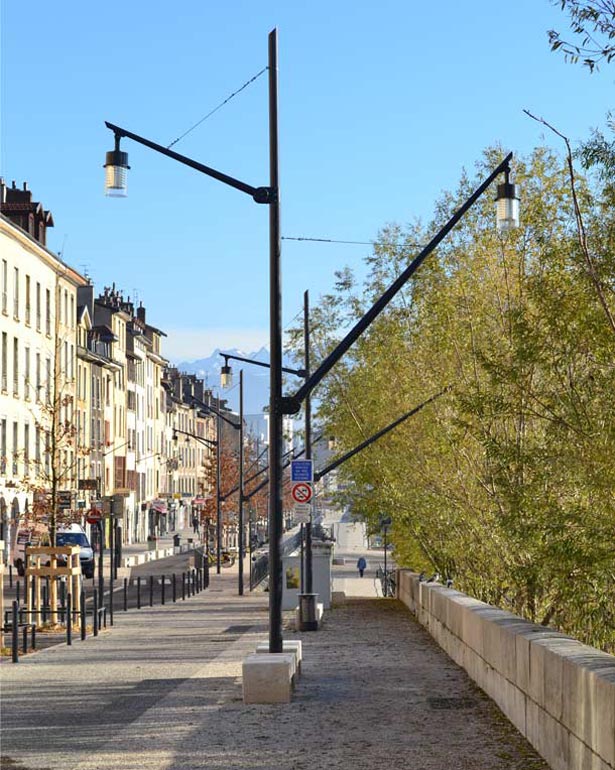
[221,359,233,389]
[172,430,178,444]
[496,166,519,232]
[104,133,130,197]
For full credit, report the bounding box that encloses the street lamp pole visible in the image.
[267,29,284,653]
[303,290,313,596]
[238,369,244,595]
[216,408,222,575]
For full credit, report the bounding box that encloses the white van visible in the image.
[56,524,95,578]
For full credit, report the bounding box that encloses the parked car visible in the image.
[11,521,48,576]
[56,525,95,578]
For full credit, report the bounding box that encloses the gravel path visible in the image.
[1,575,549,770]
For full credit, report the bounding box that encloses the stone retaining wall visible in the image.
[397,570,615,770]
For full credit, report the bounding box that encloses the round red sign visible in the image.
[291,482,313,504]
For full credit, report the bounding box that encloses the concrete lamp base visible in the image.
[242,653,296,704]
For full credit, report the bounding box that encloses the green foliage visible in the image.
[306,147,615,653]
[548,0,615,71]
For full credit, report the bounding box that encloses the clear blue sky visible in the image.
[1,1,611,361]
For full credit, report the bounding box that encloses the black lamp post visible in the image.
[105,29,285,652]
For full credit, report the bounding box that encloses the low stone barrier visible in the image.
[397,570,615,770]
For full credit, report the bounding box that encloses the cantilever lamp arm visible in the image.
[104,121,275,204]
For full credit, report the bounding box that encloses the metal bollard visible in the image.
[149,575,154,607]
[123,578,128,611]
[182,572,186,601]
[12,601,18,663]
[137,576,141,609]
[8,564,13,587]
[80,590,86,641]
[109,580,114,627]
[42,584,48,623]
[60,579,66,611]
[22,625,28,654]
[103,606,107,629]
[31,624,36,650]
[172,573,177,603]
[66,593,72,646]
[161,575,165,605]
[16,580,20,606]
[93,592,99,637]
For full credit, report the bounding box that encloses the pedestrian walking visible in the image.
[357,556,367,578]
[192,514,200,535]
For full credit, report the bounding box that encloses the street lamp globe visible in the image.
[221,363,233,389]
[104,135,130,197]
[495,168,519,233]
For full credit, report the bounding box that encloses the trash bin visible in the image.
[298,593,318,632]
[173,534,181,548]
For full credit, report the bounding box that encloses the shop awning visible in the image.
[152,501,168,514]
[192,497,211,506]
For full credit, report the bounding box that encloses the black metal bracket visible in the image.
[253,186,277,204]
[280,395,302,415]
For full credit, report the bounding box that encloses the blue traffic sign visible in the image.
[291,459,313,482]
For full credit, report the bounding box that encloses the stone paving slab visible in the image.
[0,574,549,770]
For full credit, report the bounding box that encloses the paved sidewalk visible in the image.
[0,569,549,770]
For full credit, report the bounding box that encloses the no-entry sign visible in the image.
[291,482,313,504]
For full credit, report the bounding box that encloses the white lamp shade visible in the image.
[496,182,519,232]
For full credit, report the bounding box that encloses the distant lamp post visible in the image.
[495,166,520,232]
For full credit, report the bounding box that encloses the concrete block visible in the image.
[592,666,615,768]
[255,640,303,673]
[528,635,573,713]
[481,613,518,682]
[242,653,296,704]
[489,673,527,736]
[526,699,570,770]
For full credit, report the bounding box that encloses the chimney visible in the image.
[137,303,146,324]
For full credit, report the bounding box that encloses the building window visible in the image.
[45,431,51,474]
[24,423,30,475]
[0,419,6,473]
[1,260,7,315]
[35,426,41,465]
[13,337,18,396]
[64,290,68,328]
[1,332,6,392]
[36,282,41,331]
[70,296,74,328]
[12,421,18,475]
[36,353,41,401]
[45,289,51,335]
[46,357,51,402]
[24,346,30,398]
[13,268,19,319]
[25,275,31,326]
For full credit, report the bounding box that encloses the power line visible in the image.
[282,236,374,246]
[167,66,268,149]
[282,235,424,248]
